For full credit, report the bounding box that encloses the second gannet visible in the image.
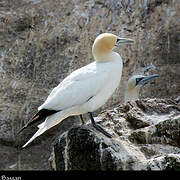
[18,33,134,148]
[124,74,159,103]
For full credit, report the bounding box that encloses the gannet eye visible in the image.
[136,77,143,85]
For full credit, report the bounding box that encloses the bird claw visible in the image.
[92,123,112,138]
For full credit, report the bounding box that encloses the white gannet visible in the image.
[18,33,134,148]
[124,74,159,103]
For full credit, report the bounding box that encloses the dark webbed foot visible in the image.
[79,114,85,125]
[88,112,112,138]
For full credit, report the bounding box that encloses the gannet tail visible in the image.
[22,106,81,148]
[17,109,59,135]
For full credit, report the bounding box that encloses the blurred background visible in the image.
[0,0,179,170]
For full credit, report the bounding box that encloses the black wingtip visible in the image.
[16,109,60,135]
[16,125,27,135]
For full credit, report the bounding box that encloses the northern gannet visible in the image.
[124,74,159,103]
[18,33,134,148]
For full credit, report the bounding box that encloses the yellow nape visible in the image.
[127,80,136,92]
[92,33,117,62]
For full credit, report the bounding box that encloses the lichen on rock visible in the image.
[50,98,180,170]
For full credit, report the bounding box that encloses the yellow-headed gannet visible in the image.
[18,33,134,148]
[124,74,159,103]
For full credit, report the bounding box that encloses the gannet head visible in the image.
[92,33,134,62]
[125,74,159,103]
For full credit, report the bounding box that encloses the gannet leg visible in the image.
[88,112,112,138]
[79,114,85,124]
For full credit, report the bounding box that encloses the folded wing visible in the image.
[38,62,109,111]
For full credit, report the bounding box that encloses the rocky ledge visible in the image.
[49,98,180,170]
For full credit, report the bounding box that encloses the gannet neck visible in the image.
[95,51,121,62]
[92,33,117,62]
[124,86,141,103]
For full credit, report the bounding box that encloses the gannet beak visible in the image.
[116,37,134,46]
[137,74,159,85]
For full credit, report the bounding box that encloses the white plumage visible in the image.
[39,56,122,111]
[21,33,134,148]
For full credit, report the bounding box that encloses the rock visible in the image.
[127,99,180,147]
[129,115,180,146]
[0,0,179,170]
[50,98,180,170]
[0,145,19,170]
[125,98,180,129]
[141,154,180,170]
[50,125,146,170]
